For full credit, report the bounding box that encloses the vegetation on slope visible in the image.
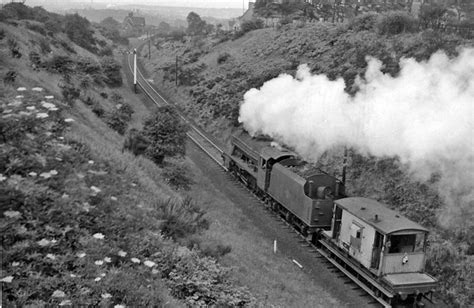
[1,5,253,306]
[142,12,473,307]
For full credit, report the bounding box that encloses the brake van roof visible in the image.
[334,197,428,235]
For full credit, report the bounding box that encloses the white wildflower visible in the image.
[101,293,112,299]
[0,174,7,182]
[103,257,111,263]
[12,262,20,267]
[17,87,27,91]
[64,118,75,123]
[16,95,24,98]
[94,260,104,266]
[49,170,58,175]
[88,160,94,164]
[90,186,101,194]
[130,258,140,264]
[151,269,159,275]
[8,100,22,107]
[1,276,13,283]
[39,172,52,179]
[29,172,37,177]
[110,196,117,201]
[76,252,86,258]
[3,109,13,114]
[59,136,64,140]
[4,210,21,218]
[46,254,56,260]
[41,101,56,109]
[144,260,156,268]
[92,233,104,239]
[114,305,126,308]
[32,87,43,92]
[26,106,36,110]
[51,290,66,298]
[100,273,106,277]
[59,299,72,306]
[131,183,137,187]
[94,277,101,282]
[37,239,50,246]
[45,95,54,99]
[117,250,127,257]
[70,274,77,278]
[36,113,49,119]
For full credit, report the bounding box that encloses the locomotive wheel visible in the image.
[285,211,293,223]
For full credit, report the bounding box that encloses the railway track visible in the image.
[124,51,392,308]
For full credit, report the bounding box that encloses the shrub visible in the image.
[105,110,128,135]
[45,55,74,75]
[163,163,194,190]
[100,57,122,87]
[0,28,5,40]
[29,51,41,68]
[349,12,379,32]
[141,106,187,165]
[376,11,418,35]
[38,38,51,54]
[91,103,105,118]
[60,84,80,104]
[217,52,230,64]
[3,70,17,84]
[122,128,149,156]
[158,197,208,240]
[7,38,21,58]
[240,18,264,33]
[117,102,134,121]
[26,22,46,35]
[64,13,97,52]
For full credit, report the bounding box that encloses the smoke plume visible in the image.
[239,49,474,230]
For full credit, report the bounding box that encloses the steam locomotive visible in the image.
[222,130,437,307]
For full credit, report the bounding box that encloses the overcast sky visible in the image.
[67,0,251,9]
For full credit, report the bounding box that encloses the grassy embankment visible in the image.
[142,17,473,306]
[0,6,252,306]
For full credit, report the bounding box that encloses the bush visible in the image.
[7,38,21,58]
[158,197,208,240]
[163,163,194,190]
[105,110,128,135]
[60,84,80,104]
[349,12,379,32]
[29,51,41,68]
[38,38,51,54]
[45,55,74,75]
[141,106,187,165]
[217,52,230,64]
[376,11,418,35]
[122,128,149,156]
[100,57,122,87]
[3,70,16,84]
[91,103,105,118]
[26,22,46,36]
[240,18,264,33]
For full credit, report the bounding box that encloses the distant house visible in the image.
[122,12,145,37]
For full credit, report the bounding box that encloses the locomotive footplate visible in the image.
[382,272,437,295]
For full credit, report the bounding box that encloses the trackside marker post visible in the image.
[274,240,277,253]
[292,259,303,269]
[133,48,137,93]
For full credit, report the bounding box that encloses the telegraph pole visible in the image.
[148,31,151,60]
[133,48,137,93]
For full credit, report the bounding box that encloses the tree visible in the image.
[64,13,97,52]
[419,3,448,30]
[186,12,206,36]
[141,106,188,164]
[100,16,120,29]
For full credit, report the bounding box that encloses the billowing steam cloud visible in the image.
[239,49,474,230]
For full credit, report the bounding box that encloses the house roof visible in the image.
[335,197,428,235]
[125,16,145,27]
